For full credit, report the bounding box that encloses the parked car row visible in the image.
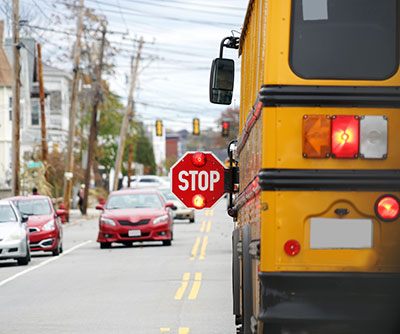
[0,196,64,266]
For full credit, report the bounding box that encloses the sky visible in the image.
[0,0,247,132]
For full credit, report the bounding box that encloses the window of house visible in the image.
[8,97,12,121]
[31,100,40,126]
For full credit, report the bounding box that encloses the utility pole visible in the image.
[82,23,107,215]
[113,37,144,191]
[63,0,84,214]
[11,0,21,196]
[37,43,48,171]
[127,143,133,187]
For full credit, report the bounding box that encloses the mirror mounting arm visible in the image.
[219,37,240,59]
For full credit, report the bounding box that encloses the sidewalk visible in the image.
[68,208,99,224]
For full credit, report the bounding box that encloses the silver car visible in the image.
[0,200,31,266]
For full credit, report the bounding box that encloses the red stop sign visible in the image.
[171,152,226,209]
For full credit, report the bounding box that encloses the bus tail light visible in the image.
[331,115,360,159]
[375,195,400,222]
[284,240,301,256]
[360,116,388,159]
[302,115,331,158]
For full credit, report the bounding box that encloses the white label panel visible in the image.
[310,218,373,249]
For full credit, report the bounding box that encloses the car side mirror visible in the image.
[165,202,177,211]
[96,204,104,211]
[21,215,29,223]
[209,58,235,105]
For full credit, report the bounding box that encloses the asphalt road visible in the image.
[0,200,235,334]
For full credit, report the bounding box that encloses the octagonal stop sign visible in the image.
[171,152,226,209]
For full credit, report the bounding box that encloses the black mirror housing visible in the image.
[21,215,29,223]
[209,58,235,105]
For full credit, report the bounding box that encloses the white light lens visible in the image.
[153,215,169,225]
[42,220,55,231]
[100,217,116,226]
[360,116,388,159]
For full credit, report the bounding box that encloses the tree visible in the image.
[132,124,156,175]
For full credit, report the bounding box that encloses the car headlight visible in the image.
[100,217,116,226]
[153,215,169,225]
[42,220,55,231]
[5,230,24,241]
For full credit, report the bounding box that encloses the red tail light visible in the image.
[375,195,400,222]
[192,194,206,209]
[284,240,301,256]
[331,115,360,158]
[191,152,207,167]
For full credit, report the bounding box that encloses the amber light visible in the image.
[375,195,400,222]
[284,240,301,256]
[192,194,206,209]
[331,115,360,158]
[191,152,207,167]
[302,115,331,158]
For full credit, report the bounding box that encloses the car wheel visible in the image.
[52,243,61,256]
[189,218,195,223]
[162,240,172,246]
[100,242,112,249]
[17,249,30,266]
[59,242,64,254]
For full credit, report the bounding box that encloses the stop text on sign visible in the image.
[178,170,221,191]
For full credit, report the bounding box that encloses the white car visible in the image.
[159,188,195,223]
[130,175,163,189]
[0,200,31,265]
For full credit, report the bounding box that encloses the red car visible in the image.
[10,196,64,256]
[96,189,176,249]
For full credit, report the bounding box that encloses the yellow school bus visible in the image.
[210,0,400,333]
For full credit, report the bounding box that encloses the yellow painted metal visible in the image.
[260,191,400,273]
[261,107,400,169]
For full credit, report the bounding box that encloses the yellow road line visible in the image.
[175,273,190,300]
[179,328,190,334]
[206,221,212,233]
[188,272,202,300]
[200,221,206,232]
[199,236,208,260]
[160,328,170,333]
[190,237,201,260]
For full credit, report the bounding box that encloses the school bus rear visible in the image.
[229,1,400,333]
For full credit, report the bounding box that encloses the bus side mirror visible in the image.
[209,58,235,105]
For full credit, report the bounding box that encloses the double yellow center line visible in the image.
[174,272,202,300]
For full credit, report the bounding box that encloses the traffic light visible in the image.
[155,119,163,137]
[222,121,230,137]
[193,118,200,136]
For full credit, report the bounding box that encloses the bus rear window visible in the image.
[290,0,399,80]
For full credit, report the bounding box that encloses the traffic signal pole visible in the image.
[113,37,144,191]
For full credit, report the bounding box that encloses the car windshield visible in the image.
[15,199,52,216]
[0,205,17,222]
[160,189,177,201]
[106,193,163,209]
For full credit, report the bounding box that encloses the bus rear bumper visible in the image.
[259,272,400,334]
